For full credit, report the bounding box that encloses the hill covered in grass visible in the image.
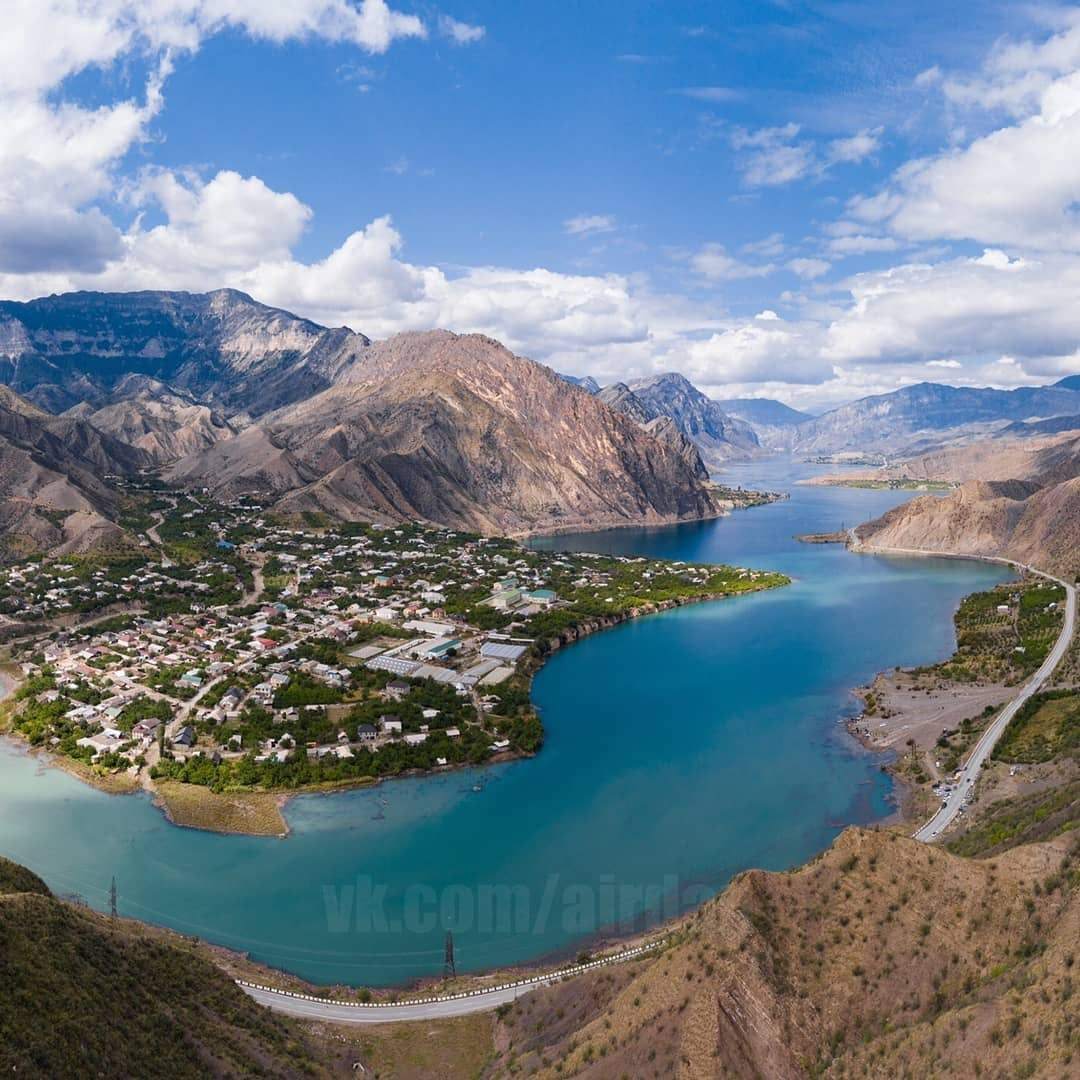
[0,856,335,1077]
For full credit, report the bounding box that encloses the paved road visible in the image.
[848,535,1077,843]
[239,942,661,1024]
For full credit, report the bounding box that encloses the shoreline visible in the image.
[3,527,1039,995]
[0,575,786,838]
[843,535,1076,836]
[515,482,787,541]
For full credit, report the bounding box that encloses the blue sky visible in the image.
[2,1,1080,409]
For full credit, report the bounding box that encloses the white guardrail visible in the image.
[237,939,663,1008]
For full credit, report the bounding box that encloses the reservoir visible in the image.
[0,459,1011,986]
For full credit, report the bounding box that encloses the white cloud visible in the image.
[680,311,832,386]
[850,22,1080,251]
[689,244,774,281]
[826,127,882,165]
[826,234,899,257]
[731,124,814,186]
[0,1,425,276]
[564,214,617,237]
[824,249,1080,374]
[741,232,785,259]
[437,14,485,45]
[732,123,882,188]
[786,257,831,279]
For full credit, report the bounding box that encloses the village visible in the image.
[0,490,787,803]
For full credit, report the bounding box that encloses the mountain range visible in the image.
[0,291,734,547]
[790,381,1080,456]
[0,287,1078,557]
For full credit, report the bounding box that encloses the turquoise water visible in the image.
[0,459,1011,986]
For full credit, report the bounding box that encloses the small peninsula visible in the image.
[0,485,787,835]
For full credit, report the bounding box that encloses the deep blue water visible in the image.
[0,459,1010,986]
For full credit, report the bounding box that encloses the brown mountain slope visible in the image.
[67,376,238,463]
[169,331,721,535]
[855,433,1080,579]
[489,828,1079,1078]
[0,386,147,557]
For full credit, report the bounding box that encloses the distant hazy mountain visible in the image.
[624,373,760,465]
[793,381,1080,455]
[1001,414,1080,438]
[1055,374,1080,391]
[0,289,368,416]
[716,397,812,427]
[170,330,721,535]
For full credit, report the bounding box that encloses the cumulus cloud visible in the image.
[824,249,1080,375]
[849,22,1080,251]
[0,1,425,276]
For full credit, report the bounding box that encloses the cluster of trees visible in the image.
[151,723,496,792]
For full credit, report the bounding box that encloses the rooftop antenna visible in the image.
[444,930,456,978]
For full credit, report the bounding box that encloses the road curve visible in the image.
[848,537,1076,843]
[239,941,662,1024]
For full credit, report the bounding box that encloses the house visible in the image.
[385,679,411,701]
[357,724,377,742]
[132,717,162,740]
[404,732,428,746]
[172,725,196,748]
[379,715,402,734]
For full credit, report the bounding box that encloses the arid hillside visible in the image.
[0,386,147,557]
[488,827,1079,1078]
[855,431,1080,579]
[170,330,722,535]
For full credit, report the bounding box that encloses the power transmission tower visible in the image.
[444,931,456,978]
[109,876,118,919]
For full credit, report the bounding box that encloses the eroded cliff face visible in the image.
[66,377,238,464]
[170,331,722,535]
